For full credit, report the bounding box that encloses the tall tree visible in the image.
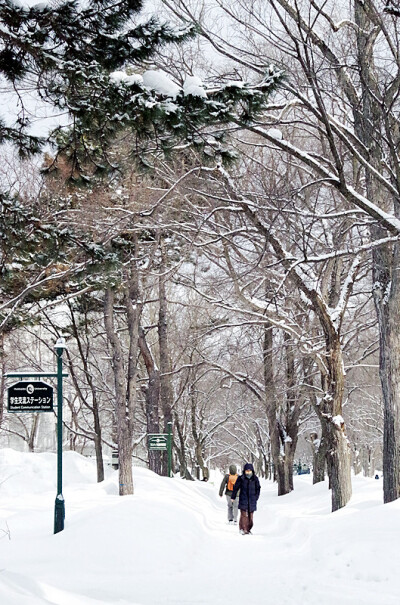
[163,0,400,505]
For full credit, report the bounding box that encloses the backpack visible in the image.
[227,474,237,491]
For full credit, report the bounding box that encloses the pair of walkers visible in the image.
[219,463,261,534]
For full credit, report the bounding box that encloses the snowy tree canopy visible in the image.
[0,0,196,155]
[0,0,283,169]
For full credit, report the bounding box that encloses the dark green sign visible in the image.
[148,434,168,451]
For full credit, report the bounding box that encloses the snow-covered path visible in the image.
[0,450,399,604]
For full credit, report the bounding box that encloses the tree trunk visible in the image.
[143,376,161,475]
[0,331,5,429]
[174,411,194,480]
[280,440,295,494]
[117,422,134,496]
[285,439,296,492]
[353,444,362,476]
[361,445,375,478]
[0,330,6,429]
[158,238,174,476]
[92,407,104,483]
[376,243,400,501]
[138,326,162,474]
[317,338,352,511]
[27,413,40,452]
[93,433,104,483]
[104,288,134,495]
[324,418,352,511]
[263,322,299,496]
[310,432,326,484]
[254,422,269,479]
[284,332,300,492]
[263,323,285,493]
[354,1,400,503]
[195,442,209,481]
[190,389,209,481]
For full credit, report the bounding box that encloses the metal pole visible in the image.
[54,344,65,533]
[167,422,173,478]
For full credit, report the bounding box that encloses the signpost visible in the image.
[148,422,173,477]
[54,337,67,534]
[5,337,68,534]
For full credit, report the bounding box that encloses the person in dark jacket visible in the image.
[219,464,239,523]
[231,463,261,534]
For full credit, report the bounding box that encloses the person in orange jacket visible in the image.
[219,464,239,524]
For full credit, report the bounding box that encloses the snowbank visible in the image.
[0,449,399,604]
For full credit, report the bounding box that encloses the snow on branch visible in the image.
[329,256,362,328]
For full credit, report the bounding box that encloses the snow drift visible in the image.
[0,449,399,604]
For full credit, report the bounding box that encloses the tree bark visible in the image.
[317,334,352,511]
[263,324,301,495]
[379,246,400,501]
[263,322,286,495]
[174,410,194,480]
[104,287,134,495]
[27,413,40,452]
[138,326,162,474]
[0,331,5,430]
[190,387,209,480]
[158,237,174,475]
[284,331,300,492]
[354,1,400,502]
[310,432,326,484]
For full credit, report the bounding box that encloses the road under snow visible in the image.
[0,449,399,605]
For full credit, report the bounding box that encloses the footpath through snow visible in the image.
[0,449,399,605]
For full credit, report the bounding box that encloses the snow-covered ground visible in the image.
[0,449,399,605]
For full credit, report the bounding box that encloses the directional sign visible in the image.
[148,434,168,451]
[7,381,54,413]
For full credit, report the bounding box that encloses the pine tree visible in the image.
[0,1,283,497]
[0,0,195,155]
[0,0,283,165]
[1,0,284,306]
[0,190,122,332]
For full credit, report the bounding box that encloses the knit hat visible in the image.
[229,464,237,474]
